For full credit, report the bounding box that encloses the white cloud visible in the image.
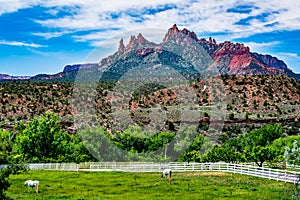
[32,31,71,39]
[33,0,299,42]
[244,41,281,52]
[180,0,300,38]
[0,40,46,48]
[72,31,119,42]
[73,28,166,48]
[0,0,40,15]
[277,52,299,58]
[1,0,300,46]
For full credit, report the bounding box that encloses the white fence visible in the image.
[241,162,300,170]
[90,162,300,183]
[3,162,300,184]
[28,163,79,171]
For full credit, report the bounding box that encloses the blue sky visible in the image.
[0,0,299,76]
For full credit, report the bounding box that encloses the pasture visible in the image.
[7,170,293,199]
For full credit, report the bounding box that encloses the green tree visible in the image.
[179,150,200,162]
[270,136,300,162]
[243,124,284,166]
[244,124,284,147]
[62,133,95,163]
[173,126,198,153]
[248,146,276,167]
[14,112,93,163]
[201,145,245,163]
[79,127,126,162]
[177,133,205,162]
[112,125,174,154]
[203,124,284,165]
[145,131,174,152]
[0,130,14,164]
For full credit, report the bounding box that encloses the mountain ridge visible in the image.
[0,24,298,81]
[96,24,298,79]
[0,74,30,81]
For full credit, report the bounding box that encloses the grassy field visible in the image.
[7,170,293,200]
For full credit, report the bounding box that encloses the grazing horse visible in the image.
[24,180,39,193]
[161,169,172,180]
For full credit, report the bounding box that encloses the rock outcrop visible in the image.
[118,39,125,54]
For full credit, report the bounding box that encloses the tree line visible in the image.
[1,112,299,166]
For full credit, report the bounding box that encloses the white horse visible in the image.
[161,169,172,180]
[24,180,39,193]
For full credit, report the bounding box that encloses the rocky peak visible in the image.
[125,35,138,51]
[170,24,180,34]
[181,28,198,40]
[208,37,217,45]
[137,33,149,45]
[124,33,151,52]
[163,24,199,43]
[118,39,125,54]
[163,24,180,42]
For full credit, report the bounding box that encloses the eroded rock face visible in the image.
[213,42,250,57]
[252,52,288,70]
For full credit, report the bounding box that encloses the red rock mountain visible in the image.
[160,24,295,77]
[96,24,298,79]
[2,24,297,82]
[97,24,296,79]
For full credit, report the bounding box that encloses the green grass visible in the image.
[7,170,293,200]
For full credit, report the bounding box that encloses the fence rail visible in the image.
[28,163,79,171]
[2,162,300,184]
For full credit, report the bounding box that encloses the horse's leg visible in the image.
[36,184,38,194]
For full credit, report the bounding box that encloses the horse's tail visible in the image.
[169,170,172,179]
[36,181,39,194]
